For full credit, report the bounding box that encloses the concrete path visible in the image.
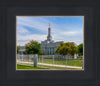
[38,63,82,69]
[17,60,82,69]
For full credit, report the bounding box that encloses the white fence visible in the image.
[17,54,83,70]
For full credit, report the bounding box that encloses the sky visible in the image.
[17,16,83,46]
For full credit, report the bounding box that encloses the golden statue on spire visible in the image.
[49,22,50,27]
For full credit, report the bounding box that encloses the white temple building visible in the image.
[41,23,63,55]
[18,23,77,58]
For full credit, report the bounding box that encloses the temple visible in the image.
[18,23,77,56]
[41,23,63,55]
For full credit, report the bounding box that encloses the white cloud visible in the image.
[17,34,47,46]
[17,17,83,45]
[17,17,48,33]
[17,26,30,34]
[62,31,81,35]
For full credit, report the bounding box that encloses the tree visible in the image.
[24,40,41,54]
[55,42,78,55]
[39,51,44,55]
[78,43,83,56]
[17,46,20,54]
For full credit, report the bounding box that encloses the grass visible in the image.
[38,59,82,67]
[17,64,82,70]
[17,64,48,69]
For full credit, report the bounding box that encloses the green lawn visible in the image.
[38,59,82,67]
[17,64,82,70]
[17,64,48,69]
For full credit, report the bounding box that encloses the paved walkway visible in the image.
[17,61,82,69]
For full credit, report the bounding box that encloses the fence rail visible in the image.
[17,54,83,70]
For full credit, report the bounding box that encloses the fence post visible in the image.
[42,55,43,64]
[82,56,83,69]
[34,54,38,67]
[66,55,67,69]
[28,55,29,65]
[22,54,23,63]
[53,55,54,65]
[74,54,77,59]
[53,55,54,68]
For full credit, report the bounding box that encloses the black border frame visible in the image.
[1,1,100,86]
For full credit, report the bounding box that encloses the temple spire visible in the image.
[47,22,52,41]
[49,22,50,28]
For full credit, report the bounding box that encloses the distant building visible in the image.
[18,46,25,54]
[41,23,63,55]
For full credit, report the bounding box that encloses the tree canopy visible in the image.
[78,43,83,56]
[55,42,78,55]
[24,40,41,54]
[17,46,20,54]
[39,51,44,55]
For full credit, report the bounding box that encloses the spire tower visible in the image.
[47,22,52,41]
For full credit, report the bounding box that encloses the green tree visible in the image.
[78,43,83,56]
[24,40,41,54]
[55,42,78,55]
[39,51,44,55]
[17,46,20,54]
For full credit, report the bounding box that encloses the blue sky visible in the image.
[17,16,83,46]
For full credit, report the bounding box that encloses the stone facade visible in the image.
[41,23,63,55]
